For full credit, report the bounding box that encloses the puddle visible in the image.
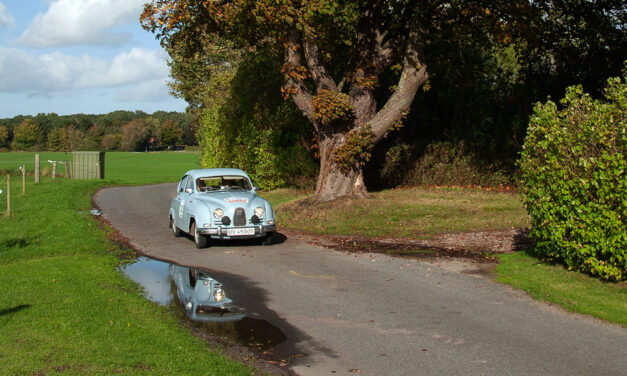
[121,257,286,350]
[121,257,173,305]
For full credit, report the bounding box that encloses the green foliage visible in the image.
[311,89,353,125]
[519,69,627,281]
[159,119,182,146]
[197,50,317,190]
[0,111,191,152]
[12,118,41,150]
[334,125,375,175]
[120,120,151,152]
[46,127,68,151]
[0,125,8,147]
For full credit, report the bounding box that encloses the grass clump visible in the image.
[496,251,627,327]
[275,187,529,238]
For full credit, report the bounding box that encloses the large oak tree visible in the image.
[142,0,526,201]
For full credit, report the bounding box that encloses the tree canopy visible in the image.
[142,0,626,199]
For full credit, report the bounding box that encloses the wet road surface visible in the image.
[94,184,627,376]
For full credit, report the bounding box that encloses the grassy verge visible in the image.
[270,187,626,327]
[496,252,627,327]
[0,169,251,374]
[273,187,530,238]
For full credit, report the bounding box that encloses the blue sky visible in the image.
[0,0,187,118]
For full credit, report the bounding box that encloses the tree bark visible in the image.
[313,134,368,201]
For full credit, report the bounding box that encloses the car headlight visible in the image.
[213,208,224,219]
[214,288,224,302]
[254,207,264,217]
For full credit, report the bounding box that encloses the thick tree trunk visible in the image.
[284,23,428,202]
[313,134,368,201]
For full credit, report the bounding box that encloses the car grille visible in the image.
[233,208,246,226]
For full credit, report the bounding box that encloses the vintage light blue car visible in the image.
[169,168,276,248]
[170,264,245,322]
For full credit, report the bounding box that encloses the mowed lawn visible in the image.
[272,187,530,238]
[0,150,200,185]
[0,151,256,375]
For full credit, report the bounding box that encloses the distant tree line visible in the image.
[0,110,194,152]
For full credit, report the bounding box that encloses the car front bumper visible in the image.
[197,224,276,239]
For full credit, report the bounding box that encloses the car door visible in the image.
[172,175,188,229]
[180,175,196,231]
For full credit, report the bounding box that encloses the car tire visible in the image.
[191,222,209,249]
[170,216,182,237]
[261,232,273,245]
[189,268,198,288]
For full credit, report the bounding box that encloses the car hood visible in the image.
[195,190,268,212]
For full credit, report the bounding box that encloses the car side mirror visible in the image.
[185,188,193,194]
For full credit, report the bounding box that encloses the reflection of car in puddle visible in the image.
[123,257,287,351]
[170,264,245,322]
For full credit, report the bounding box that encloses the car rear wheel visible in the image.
[191,222,209,249]
[170,216,182,237]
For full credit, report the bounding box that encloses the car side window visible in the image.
[179,176,188,193]
[185,176,194,192]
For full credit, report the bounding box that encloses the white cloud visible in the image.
[0,47,169,94]
[16,0,146,47]
[115,79,174,102]
[0,1,15,29]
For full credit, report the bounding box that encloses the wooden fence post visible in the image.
[52,161,57,180]
[6,174,10,217]
[35,154,40,183]
[64,161,69,178]
[22,165,25,196]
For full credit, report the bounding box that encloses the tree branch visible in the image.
[368,28,429,144]
[303,38,337,91]
[284,30,317,130]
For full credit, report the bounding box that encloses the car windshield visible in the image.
[196,175,252,192]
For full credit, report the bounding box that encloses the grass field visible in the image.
[0,150,200,185]
[0,150,624,375]
[0,153,254,375]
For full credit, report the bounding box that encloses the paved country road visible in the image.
[94,184,626,376]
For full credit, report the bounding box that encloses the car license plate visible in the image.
[226,228,255,236]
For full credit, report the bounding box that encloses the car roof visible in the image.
[183,168,252,181]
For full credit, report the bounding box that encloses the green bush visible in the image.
[518,68,627,281]
[198,51,318,190]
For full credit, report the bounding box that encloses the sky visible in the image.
[0,0,187,118]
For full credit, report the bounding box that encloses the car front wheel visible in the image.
[170,216,182,237]
[191,222,209,249]
[261,232,273,245]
